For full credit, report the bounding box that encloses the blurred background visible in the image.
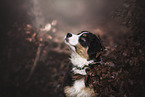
[0,0,145,97]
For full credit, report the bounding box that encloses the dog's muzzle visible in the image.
[65,33,72,42]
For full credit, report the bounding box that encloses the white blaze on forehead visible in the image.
[68,34,79,46]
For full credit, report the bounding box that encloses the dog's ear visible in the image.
[87,34,104,60]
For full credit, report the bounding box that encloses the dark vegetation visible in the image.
[0,0,145,97]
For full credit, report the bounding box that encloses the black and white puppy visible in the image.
[63,31,104,97]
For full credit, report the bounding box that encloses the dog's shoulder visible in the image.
[63,63,74,88]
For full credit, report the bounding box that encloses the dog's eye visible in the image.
[80,37,86,42]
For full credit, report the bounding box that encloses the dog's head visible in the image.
[65,31,104,61]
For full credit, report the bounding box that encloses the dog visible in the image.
[63,31,104,97]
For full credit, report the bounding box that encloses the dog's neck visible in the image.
[71,52,94,68]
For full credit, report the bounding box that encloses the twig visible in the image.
[26,42,43,81]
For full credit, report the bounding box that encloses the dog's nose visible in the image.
[66,33,72,38]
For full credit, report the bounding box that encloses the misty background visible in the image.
[0,0,145,97]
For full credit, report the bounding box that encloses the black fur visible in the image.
[63,63,74,88]
[62,64,74,97]
[79,31,104,61]
[63,31,104,97]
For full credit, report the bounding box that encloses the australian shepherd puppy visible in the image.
[63,31,104,97]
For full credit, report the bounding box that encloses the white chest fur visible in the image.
[64,78,95,97]
[71,52,94,75]
[64,52,95,97]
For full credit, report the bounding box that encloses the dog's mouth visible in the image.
[65,38,69,43]
[64,37,70,45]
[64,33,72,42]
[64,33,80,54]
[64,37,76,52]
[64,37,71,46]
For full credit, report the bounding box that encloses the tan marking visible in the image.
[82,34,87,37]
[64,86,96,97]
[72,74,85,80]
[95,51,103,58]
[75,43,89,59]
[82,87,96,97]
[64,86,76,97]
